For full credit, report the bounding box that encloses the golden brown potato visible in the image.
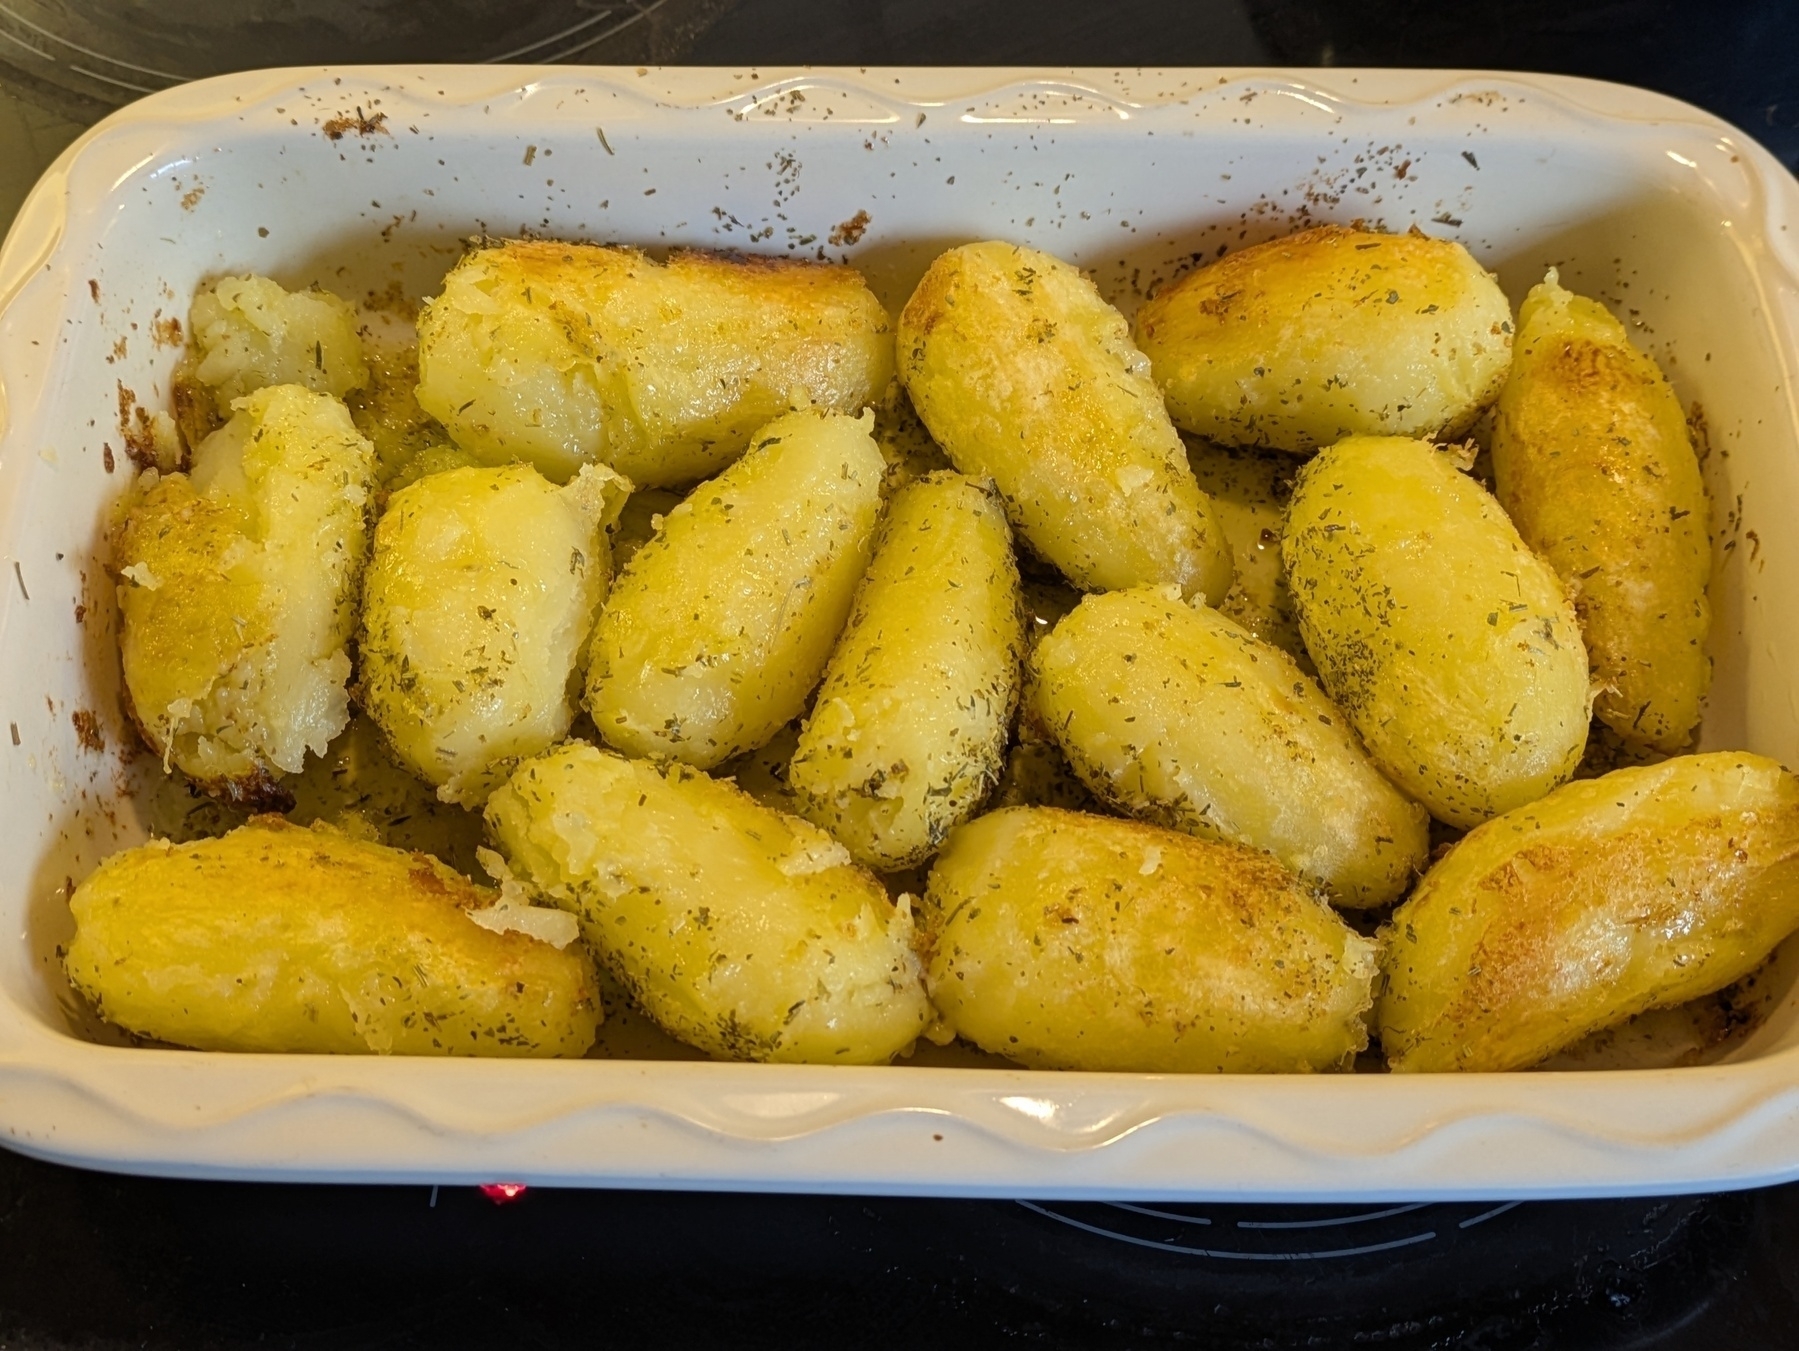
[1184,437,1308,667]
[1033,588,1428,907]
[897,241,1234,601]
[64,818,597,1056]
[360,462,630,805]
[1136,225,1513,453]
[113,385,377,807]
[1284,435,1590,827]
[486,742,931,1064]
[416,241,894,487]
[1379,753,1799,1072]
[1492,271,1711,753]
[586,410,885,768]
[789,472,1024,870]
[921,807,1377,1072]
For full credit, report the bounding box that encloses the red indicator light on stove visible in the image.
[479,1182,529,1204]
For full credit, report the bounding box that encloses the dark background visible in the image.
[2,1,1797,1346]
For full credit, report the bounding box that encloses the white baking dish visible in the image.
[2,65,1798,1199]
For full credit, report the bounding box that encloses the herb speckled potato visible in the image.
[64,818,598,1057]
[897,241,1234,601]
[922,807,1377,1072]
[586,409,884,768]
[179,274,369,436]
[1492,270,1712,754]
[1379,753,1799,1072]
[1136,225,1513,453]
[486,741,931,1064]
[789,472,1025,870]
[1033,588,1428,907]
[416,241,894,487]
[360,462,630,805]
[1284,435,1590,827]
[114,384,377,807]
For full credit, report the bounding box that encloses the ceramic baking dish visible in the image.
[1,65,1797,1199]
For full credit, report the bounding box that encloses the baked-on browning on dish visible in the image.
[921,807,1378,1073]
[487,742,930,1064]
[1136,225,1513,454]
[1379,753,1799,1072]
[1493,269,1712,754]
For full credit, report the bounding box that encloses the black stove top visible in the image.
[5,1146,1797,1348]
[2,1,1797,1346]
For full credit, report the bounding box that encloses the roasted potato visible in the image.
[1492,270,1712,754]
[64,818,597,1057]
[114,384,378,806]
[416,241,894,487]
[922,807,1377,1072]
[1185,437,1308,667]
[1136,225,1513,453]
[1284,435,1590,827]
[360,462,630,805]
[1378,753,1799,1072]
[1033,588,1428,907]
[486,741,931,1064]
[789,473,1024,870]
[586,409,885,768]
[182,274,369,427]
[897,241,1234,602]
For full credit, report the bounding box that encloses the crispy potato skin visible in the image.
[789,473,1025,870]
[486,742,931,1064]
[1033,589,1428,907]
[586,410,885,768]
[1136,226,1513,453]
[1378,753,1799,1072]
[897,242,1233,601]
[922,808,1377,1072]
[114,385,376,799]
[360,462,629,805]
[186,274,369,419]
[1492,273,1711,753]
[63,818,598,1056]
[1283,435,1590,827]
[416,241,894,487]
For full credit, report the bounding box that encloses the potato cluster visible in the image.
[81,224,1791,1077]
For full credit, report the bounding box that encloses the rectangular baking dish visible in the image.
[2,65,1798,1199]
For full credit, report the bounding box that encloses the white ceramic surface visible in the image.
[2,65,1798,1198]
